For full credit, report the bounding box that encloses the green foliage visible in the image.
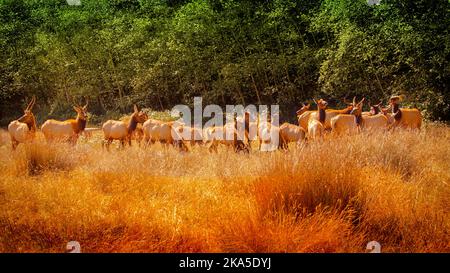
[0,0,449,125]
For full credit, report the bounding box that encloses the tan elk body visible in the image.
[8,96,37,149]
[102,105,148,149]
[41,102,88,144]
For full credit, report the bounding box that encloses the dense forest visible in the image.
[0,0,449,125]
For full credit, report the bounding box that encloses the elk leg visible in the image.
[69,135,77,146]
[105,139,113,152]
[143,137,150,149]
[208,142,218,153]
[11,139,18,150]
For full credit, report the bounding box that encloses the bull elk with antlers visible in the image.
[8,96,37,150]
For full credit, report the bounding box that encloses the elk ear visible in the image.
[134,104,138,113]
[83,98,88,110]
[29,96,36,111]
[25,96,35,111]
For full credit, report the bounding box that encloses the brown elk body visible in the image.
[389,96,422,129]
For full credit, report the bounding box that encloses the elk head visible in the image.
[313,99,328,110]
[370,101,383,115]
[343,97,355,111]
[389,95,404,106]
[18,96,36,125]
[350,98,365,116]
[73,99,88,121]
[296,103,311,116]
[132,105,148,123]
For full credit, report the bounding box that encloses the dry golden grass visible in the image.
[0,124,449,253]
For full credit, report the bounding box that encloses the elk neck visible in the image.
[392,104,402,121]
[392,104,399,113]
[318,108,326,124]
[26,116,37,132]
[355,114,362,126]
[127,116,138,134]
[75,116,87,134]
[342,107,352,114]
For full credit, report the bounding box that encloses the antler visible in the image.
[83,96,88,110]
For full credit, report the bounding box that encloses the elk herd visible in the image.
[7,95,422,152]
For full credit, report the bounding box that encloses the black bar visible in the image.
[0,253,447,272]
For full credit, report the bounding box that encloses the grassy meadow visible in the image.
[0,124,449,253]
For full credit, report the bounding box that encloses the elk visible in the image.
[41,101,88,144]
[102,105,148,150]
[307,101,353,131]
[307,99,327,140]
[204,124,236,152]
[279,122,306,149]
[142,118,187,150]
[8,96,37,150]
[349,98,388,132]
[204,113,251,153]
[388,95,422,129]
[248,110,284,151]
[367,101,396,125]
[330,97,364,135]
[296,103,313,131]
[331,98,388,134]
[368,101,384,115]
